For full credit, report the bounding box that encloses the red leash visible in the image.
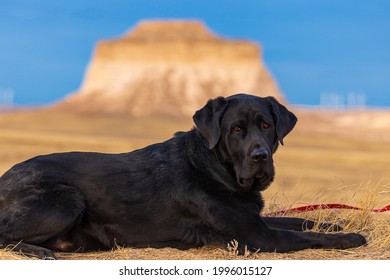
[265,203,390,216]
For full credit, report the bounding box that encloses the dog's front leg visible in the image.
[244,219,366,253]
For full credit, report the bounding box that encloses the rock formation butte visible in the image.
[63,20,285,116]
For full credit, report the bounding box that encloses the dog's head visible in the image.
[193,93,297,192]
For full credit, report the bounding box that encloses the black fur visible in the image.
[0,93,366,259]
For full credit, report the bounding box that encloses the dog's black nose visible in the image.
[251,148,269,162]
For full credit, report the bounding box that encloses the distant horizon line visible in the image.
[1,102,389,112]
[292,104,390,111]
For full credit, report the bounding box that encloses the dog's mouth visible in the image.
[238,173,272,192]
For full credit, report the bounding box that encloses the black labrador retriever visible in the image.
[0,93,366,259]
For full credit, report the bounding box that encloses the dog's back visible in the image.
[0,131,215,258]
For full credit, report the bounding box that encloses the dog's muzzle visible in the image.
[237,147,274,191]
[238,172,273,192]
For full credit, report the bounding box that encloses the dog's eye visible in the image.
[232,126,241,133]
[262,122,270,129]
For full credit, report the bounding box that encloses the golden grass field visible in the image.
[0,107,389,260]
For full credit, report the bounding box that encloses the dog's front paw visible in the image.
[333,233,367,249]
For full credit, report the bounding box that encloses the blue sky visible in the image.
[0,0,389,107]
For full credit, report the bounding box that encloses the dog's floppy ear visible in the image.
[193,97,229,149]
[266,97,298,145]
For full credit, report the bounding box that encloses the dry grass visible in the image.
[0,108,389,260]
